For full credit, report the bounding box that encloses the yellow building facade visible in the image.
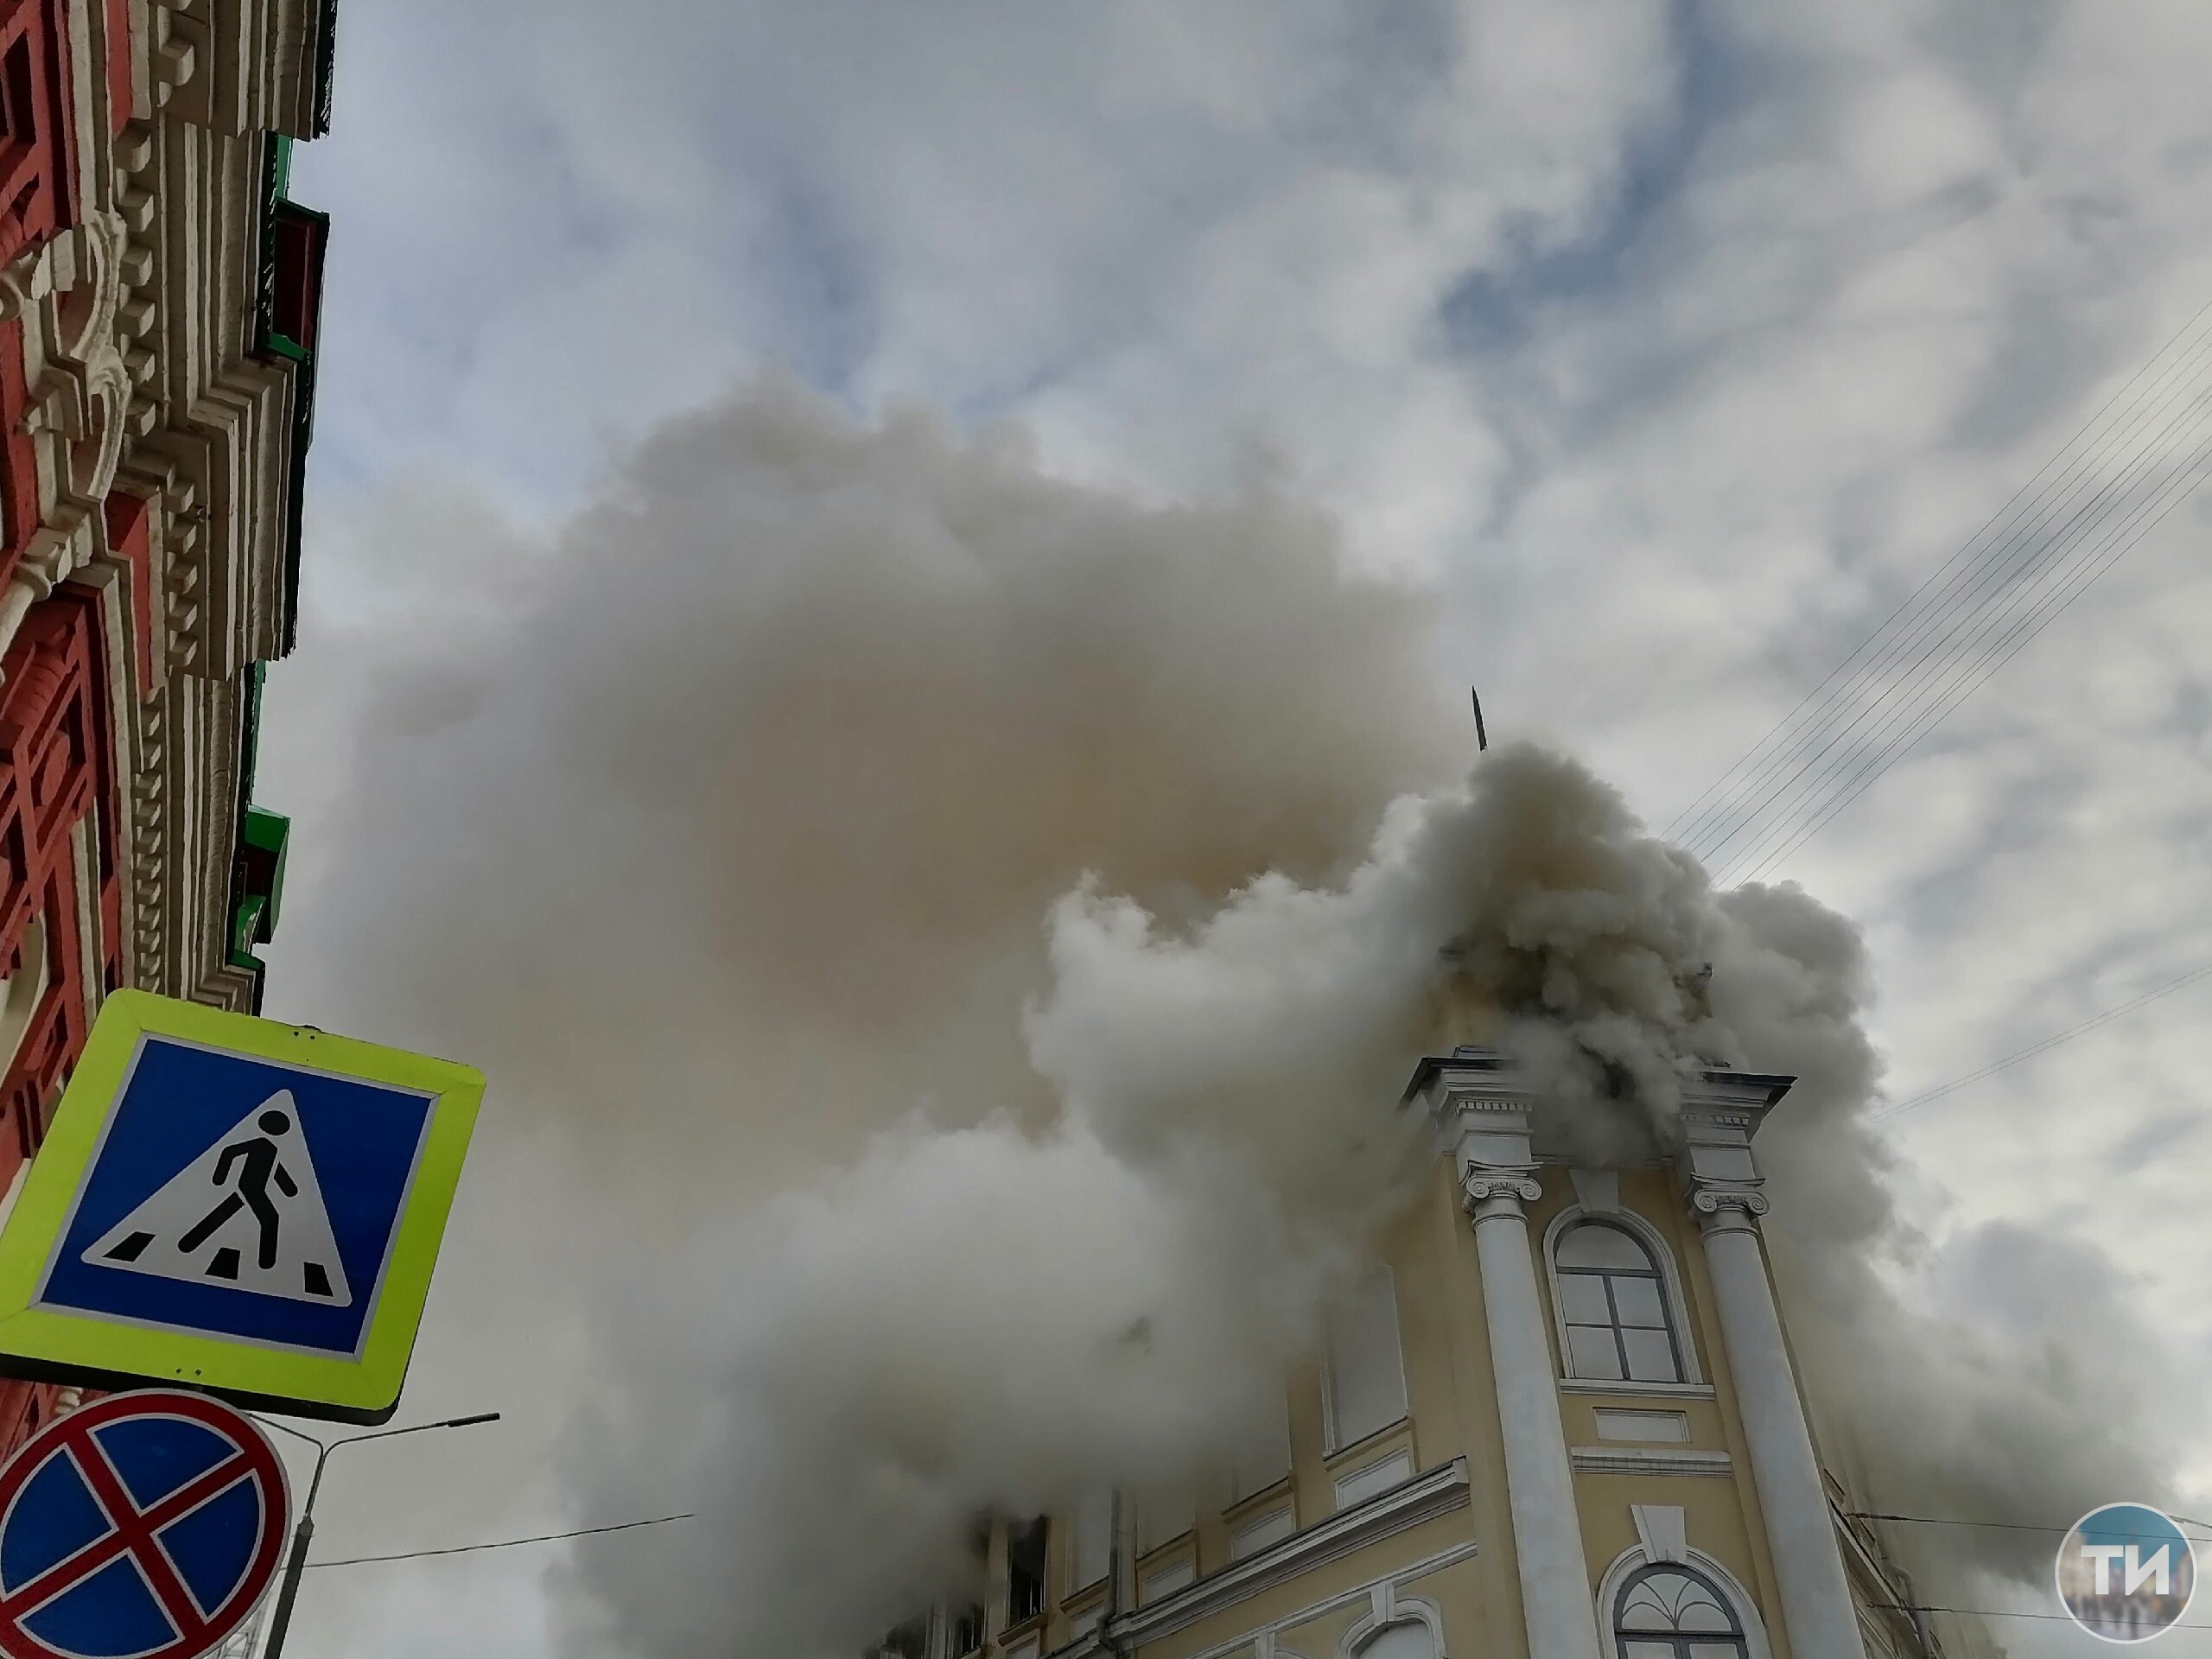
[881,1048,1980,1659]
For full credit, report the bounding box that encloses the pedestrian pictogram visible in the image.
[85,1093,351,1307]
[0,1389,289,1659]
[0,991,483,1423]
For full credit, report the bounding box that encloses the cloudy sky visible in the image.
[249,2,2212,1655]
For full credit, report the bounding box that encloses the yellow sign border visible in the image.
[0,990,482,1423]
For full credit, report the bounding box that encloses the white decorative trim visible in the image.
[1630,1505,1687,1565]
[1107,1460,1472,1647]
[1177,1542,1481,1659]
[68,817,101,1027]
[1558,1379,1714,1400]
[1568,1169,1620,1214]
[1339,1590,1446,1659]
[1541,1204,1705,1386]
[1593,1409,1689,1444]
[1570,1446,1733,1478]
[1230,1504,1294,1561]
[1333,1450,1414,1512]
[1593,1543,1773,1659]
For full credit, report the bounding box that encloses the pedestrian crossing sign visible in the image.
[0,990,484,1423]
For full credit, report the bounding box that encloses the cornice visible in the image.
[1105,1459,1471,1648]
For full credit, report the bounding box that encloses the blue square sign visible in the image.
[0,990,483,1422]
[34,1035,435,1357]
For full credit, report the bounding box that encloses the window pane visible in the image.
[1618,1641,1677,1659]
[1228,1389,1291,1500]
[1621,1326,1680,1382]
[1610,1275,1668,1329]
[1675,1591,1736,1633]
[1136,1484,1192,1554]
[1557,1273,1613,1325]
[1325,1268,1408,1448]
[1069,1490,1112,1588]
[1688,1643,1746,1659]
[1557,1223,1651,1271]
[1567,1324,1624,1380]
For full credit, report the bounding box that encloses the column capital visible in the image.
[1689,1183,1770,1236]
[1463,1171,1543,1223]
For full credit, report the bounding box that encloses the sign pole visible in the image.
[259,1509,314,1659]
[251,1410,500,1659]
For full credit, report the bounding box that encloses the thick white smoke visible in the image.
[270,384,2178,1658]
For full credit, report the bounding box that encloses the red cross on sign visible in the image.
[0,1390,289,1659]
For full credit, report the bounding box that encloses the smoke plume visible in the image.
[270,382,2178,1657]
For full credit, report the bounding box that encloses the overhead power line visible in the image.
[1847,1510,2212,1628]
[1872,962,2212,1122]
[1667,298,2212,884]
[1849,1510,2212,1541]
[1716,378,2212,883]
[304,1511,696,1570]
[1878,1603,2212,1629]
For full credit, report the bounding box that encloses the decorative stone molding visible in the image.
[1688,1185,1770,1237]
[1461,1172,1541,1222]
[1568,1446,1734,1478]
[1338,1587,1448,1659]
[1172,1543,1479,1659]
[1104,1460,1472,1648]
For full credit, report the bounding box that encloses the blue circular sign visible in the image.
[0,1390,289,1659]
[2057,1503,2197,1643]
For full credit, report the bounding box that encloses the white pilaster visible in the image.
[1692,1186,1861,1659]
[1465,1167,1605,1659]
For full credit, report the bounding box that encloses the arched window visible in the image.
[1611,1564,1749,1659]
[1555,1219,1682,1383]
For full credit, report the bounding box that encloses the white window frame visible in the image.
[1541,1206,1702,1387]
[1320,1265,1409,1453]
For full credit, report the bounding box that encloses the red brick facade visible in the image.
[0,0,327,1448]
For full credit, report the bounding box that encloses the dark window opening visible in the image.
[1007,1516,1048,1625]
[948,1604,983,1656]
[880,1615,929,1659]
[0,39,34,147]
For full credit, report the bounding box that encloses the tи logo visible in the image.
[2057,1503,2197,1643]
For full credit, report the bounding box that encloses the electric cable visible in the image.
[1668,299,2212,857]
[1696,372,2212,874]
[1725,419,2212,881]
[1870,962,2212,1122]
[302,1511,696,1569]
[1717,396,2212,880]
